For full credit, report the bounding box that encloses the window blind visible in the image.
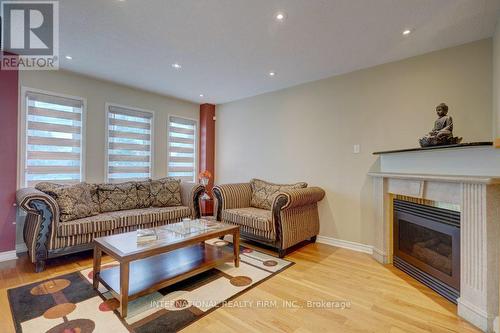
[168,116,197,182]
[107,105,153,182]
[24,91,84,187]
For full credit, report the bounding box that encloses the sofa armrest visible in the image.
[272,187,325,251]
[273,187,326,211]
[17,188,60,272]
[213,183,252,221]
[17,187,60,219]
[180,182,205,218]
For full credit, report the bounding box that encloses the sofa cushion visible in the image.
[57,206,192,237]
[222,207,274,232]
[150,178,182,207]
[57,212,120,237]
[250,179,307,210]
[97,182,138,212]
[136,180,153,208]
[110,206,192,228]
[50,183,100,222]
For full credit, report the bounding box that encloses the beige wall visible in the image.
[19,70,199,184]
[494,19,500,138]
[216,39,493,245]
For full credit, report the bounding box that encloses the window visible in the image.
[167,116,197,182]
[106,104,153,182]
[22,89,85,187]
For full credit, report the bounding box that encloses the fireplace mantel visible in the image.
[369,172,500,185]
[369,172,500,332]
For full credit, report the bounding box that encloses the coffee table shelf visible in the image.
[92,220,240,317]
[98,244,233,298]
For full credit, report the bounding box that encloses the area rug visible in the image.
[8,238,293,332]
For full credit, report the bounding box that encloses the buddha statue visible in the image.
[419,103,462,147]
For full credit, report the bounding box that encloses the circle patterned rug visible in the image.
[8,239,293,333]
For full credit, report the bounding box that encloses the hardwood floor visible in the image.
[0,243,479,333]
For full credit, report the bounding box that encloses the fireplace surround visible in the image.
[369,171,500,332]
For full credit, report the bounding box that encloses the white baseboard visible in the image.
[16,242,27,253]
[372,247,391,264]
[317,235,373,255]
[0,250,18,262]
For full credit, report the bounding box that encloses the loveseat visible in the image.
[17,178,204,272]
[213,179,325,257]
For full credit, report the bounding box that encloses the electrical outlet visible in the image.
[353,144,361,154]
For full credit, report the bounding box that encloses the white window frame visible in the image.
[167,114,199,183]
[104,103,155,182]
[19,86,87,189]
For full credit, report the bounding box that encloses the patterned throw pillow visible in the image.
[250,179,307,210]
[36,182,100,217]
[87,183,101,212]
[97,182,139,212]
[35,182,64,194]
[136,180,153,208]
[150,178,182,207]
[51,183,99,222]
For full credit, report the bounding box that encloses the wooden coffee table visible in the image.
[92,220,240,317]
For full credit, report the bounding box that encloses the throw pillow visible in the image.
[51,183,99,222]
[136,180,153,208]
[35,182,63,194]
[250,179,307,210]
[97,182,139,212]
[150,178,182,207]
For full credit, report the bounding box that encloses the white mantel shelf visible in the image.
[368,172,500,185]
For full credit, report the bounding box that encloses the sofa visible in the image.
[16,179,204,272]
[213,179,325,257]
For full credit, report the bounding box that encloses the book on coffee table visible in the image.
[136,228,158,243]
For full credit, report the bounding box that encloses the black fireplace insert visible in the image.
[393,199,460,303]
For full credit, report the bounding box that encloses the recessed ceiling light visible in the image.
[275,12,286,22]
[402,29,412,36]
[269,71,276,77]
[65,55,72,60]
[171,63,182,69]
[199,94,204,97]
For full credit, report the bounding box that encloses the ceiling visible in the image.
[58,0,500,104]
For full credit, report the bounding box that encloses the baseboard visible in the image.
[16,242,27,253]
[0,250,17,262]
[457,298,494,332]
[316,235,373,254]
[372,247,391,264]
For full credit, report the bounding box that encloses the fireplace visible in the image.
[393,199,460,303]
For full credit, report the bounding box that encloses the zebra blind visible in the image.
[168,116,197,182]
[107,105,153,182]
[24,91,84,187]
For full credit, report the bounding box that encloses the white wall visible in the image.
[216,39,493,246]
[19,70,199,184]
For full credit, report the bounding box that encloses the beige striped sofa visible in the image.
[213,179,325,257]
[17,180,204,272]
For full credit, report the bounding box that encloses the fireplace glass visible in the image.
[398,219,452,276]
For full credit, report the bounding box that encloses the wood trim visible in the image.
[495,138,500,148]
[199,104,216,216]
